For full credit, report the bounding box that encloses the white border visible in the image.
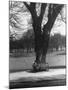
[0,0,68,90]
[10,0,67,4]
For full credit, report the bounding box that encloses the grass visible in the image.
[9,50,66,72]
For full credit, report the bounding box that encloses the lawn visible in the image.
[9,50,66,72]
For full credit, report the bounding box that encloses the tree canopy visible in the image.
[9,1,66,39]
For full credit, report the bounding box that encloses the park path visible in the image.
[10,68,66,82]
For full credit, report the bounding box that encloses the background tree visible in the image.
[49,34,66,51]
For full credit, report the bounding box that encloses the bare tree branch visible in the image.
[23,2,30,11]
[52,4,64,16]
[43,4,64,32]
[60,11,66,23]
[39,3,47,22]
[24,2,37,19]
[24,2,36,13]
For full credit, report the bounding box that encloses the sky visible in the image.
[51,21,66,36]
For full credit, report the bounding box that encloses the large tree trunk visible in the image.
[33,20,50,65]
[33,22,50,71]
[33,19,42,64]
[41,31,50,63]
[40,20,52,63]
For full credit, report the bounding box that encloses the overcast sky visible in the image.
[51,21,66,36]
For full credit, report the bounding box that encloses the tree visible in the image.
[52,34,61,51]
[49,34,66,51]
[23,2,64,70]
[9,1,65,71]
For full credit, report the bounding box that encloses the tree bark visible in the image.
[32,18,42,63]
[33,19,50,64]
[41,31,50,63]
[23,3,64,70]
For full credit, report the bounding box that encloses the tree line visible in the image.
[10,30,66,53]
